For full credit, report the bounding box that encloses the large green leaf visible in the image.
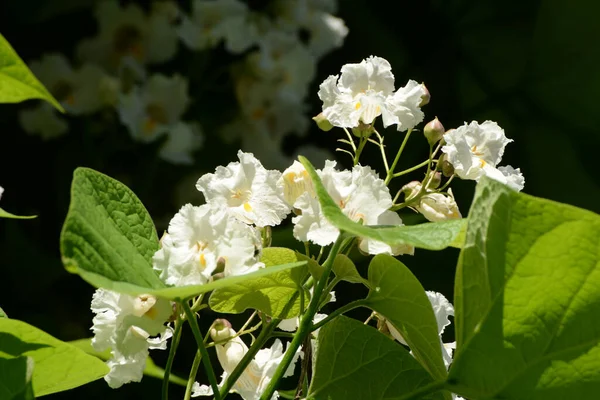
[209,248,309,318]
[308,316,447,400]
[449,177,600,399]
[0,319,108,396]
[0,33,62,110]
[68,338,187,386]
[364,255,449,384]
[0,356,34,400]
[76,260,306,301]
[60,167,166,290]
[298,156,465,251]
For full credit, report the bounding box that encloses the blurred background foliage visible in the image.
[0,0,599,398]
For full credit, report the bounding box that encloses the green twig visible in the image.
[385,129,413,185]
[310,299,369,332]
[181,303,221,400]
[183,350,203,400]
[353,136,368,166]
[162,314,183,400]
[259,235,346,400]
[392,159,433,178]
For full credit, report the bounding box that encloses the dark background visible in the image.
[1,0,599,398]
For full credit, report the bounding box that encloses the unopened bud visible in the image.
[423,117,444,146]
[214,257,227,274]
[439,154,455,177]
[419,83,430,107]
[210,319,233,342]
[351,121,374,138]
[426,171,442,189]
[312,113,334,131]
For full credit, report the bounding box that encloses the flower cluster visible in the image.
[20,0,348,168]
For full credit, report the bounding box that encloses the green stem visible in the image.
[183,350,202,400]
[385,129,413,185]
[392,159,432,178]
[259,235,346,400]
[396,380,447,400]
[342,128,357,152]
[218,319,280,398]
[373,128,389,172]
[310,299,368,332]
[353,136,368,166]
[161,315,183,400]
[181,303,221,400]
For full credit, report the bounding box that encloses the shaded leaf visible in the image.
[333,254,369,286]
[0,356,34,400]
[299,156,465,251]
[0,319,108,396]
[308,316,447,400]
[449,177,600,399]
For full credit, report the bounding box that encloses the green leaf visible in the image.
[298,156,465,250]
[449,177,600,399]
[296,251,324,280]
[60,167,166,290]
[72,260,306,301]
[209,248,309,318]
[0,34,63,110]
[363,254,449,383]
[68,338,187,386]
[0,307,6,318]
[308,316,447,400]
[0,319,108,396]
[0,208,36,219]
[333,253,369,285]
[0,356,34,400]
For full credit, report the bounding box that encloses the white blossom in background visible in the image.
[277,160,314,208]
[77,0,178,75]
[19,103,68,140]
[386,291,456,369]
[318,56,398,128]
[153,203,263,286]
[90,290,173,388]
[28,53,115,115]
[178,0,263,54]
[158,122,204,165]
[388,80,428,131]
[292,161,413,255]
[118,74,190,143]
[0,186,4,201]
[192,322,300,399]
[196,151,290,227]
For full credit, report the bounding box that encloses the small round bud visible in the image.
[312,113,334,132]
[210,319,233,342]
[351,121,374,138]
[423,117,445,146]
[214,257,227,274]
[426,171,442,189]
[439,154,455,177]
[419,83,430,107]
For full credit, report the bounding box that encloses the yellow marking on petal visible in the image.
[199,252,206,267]
[244,202,253,212]
[285,172,297,181]
[355,102,361,110]
[143,118,157,135]
[375,105,381,113]
[479,159,486,167]
[144,306,158,319]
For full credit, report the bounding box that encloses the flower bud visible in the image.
[426,171,442,189]
[423,117,444,146]
[439,154,455,177]
[419,83,430,107]
[210,319,234,342]
[214,257,227,274]
[312,113,334,131]
[351,121,374,138]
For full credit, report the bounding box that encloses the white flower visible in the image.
[292,161,412,255]
[0,186,3,201]
[196,151,291,227]
[387,80,427,132]
[19,103,68,140]
[386,291,455,369]
[403,182,462,222]
[28,53,114,115]
[153,203,263,287]
[118,74,189,143]
[178,0,263,53]
[77,0,178,73]
[318,56,398,128]
[91,289,173,388]
[158,122,204,165]
[192,324,300,400]
[278,160,314,208]
[441,121,513,181]
[491,165,525,192]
